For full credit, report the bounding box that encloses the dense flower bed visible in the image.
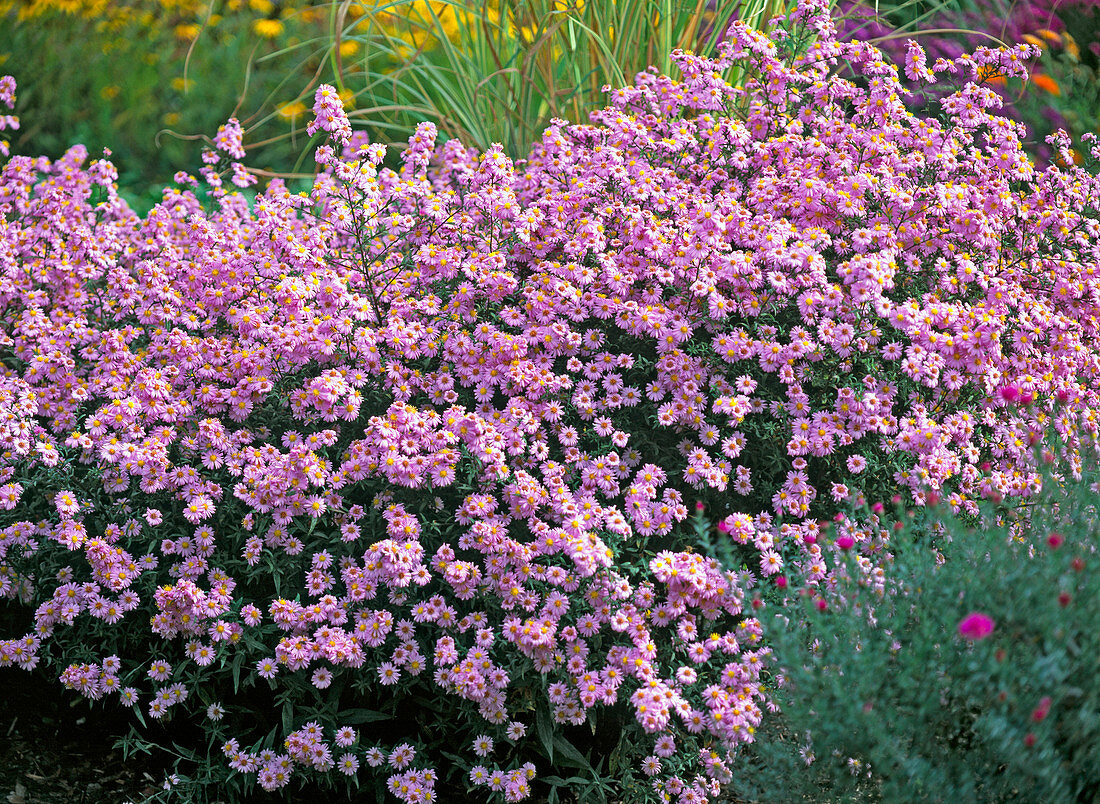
[1,2,1100,801]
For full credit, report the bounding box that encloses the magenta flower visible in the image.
[958,612,996,640]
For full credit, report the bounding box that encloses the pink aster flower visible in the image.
[241,604,262,626]
[334,727,357,748]
[53,491,81,517]
[388,743,415,769]
[471,735,494,756]
[505,721,527,740]
[337,753,359,776]
[653,734,677,757]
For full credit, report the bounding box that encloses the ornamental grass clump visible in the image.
[1,1,1100,802]
[322,0,756,158]
[733,427,1100,803]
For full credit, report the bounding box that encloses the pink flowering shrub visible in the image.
[2,1,1100,801]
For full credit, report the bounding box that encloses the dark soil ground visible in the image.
[1,666,731,804]
[0,668,171,804]
[0,668,576,804]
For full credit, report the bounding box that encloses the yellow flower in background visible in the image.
[1021,33,1046,50]
[159,0,206,12]
[49,0,82,16]
[249,0,274,13]
[339,39,360,58]
[338,87,355,109]
[163,112,181,126]
[277,100,308,122]
[252,17,284,38]
[10,0,116,19]
[336,0,504,59]
[1062,32,1080,61]
[977,64,1006,87]
[175,22,201,40]
[550,0,585,13]
[171,77,194,92]
[99,84,120,100]
[1035,28,1062,47]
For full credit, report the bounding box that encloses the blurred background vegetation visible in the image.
[2,0,1098,211]
[835,0,1100,166]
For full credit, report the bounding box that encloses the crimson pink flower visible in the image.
[958,612,995,640]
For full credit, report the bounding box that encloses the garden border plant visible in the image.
[2,1,1100,801]
[721,423,1100,803]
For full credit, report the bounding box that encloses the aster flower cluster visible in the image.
[837,0,1100,67]
[834,0,1100,163]
[0,74,16,158]
[1,0,1100,801]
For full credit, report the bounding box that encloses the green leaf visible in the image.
[609,731,624,776]
[552,733,592,771]
[536,702,556,764]
[439,750,467,768]
[338,707,390,725]
[580,781,610,804]
[543,775,587,786]
[281,701,294,735]
[231,652,245,695]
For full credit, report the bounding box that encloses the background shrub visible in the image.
[320,0,761,158]
[0,0,331,209]
[0,0,776,206]
[728,428,1100,803]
